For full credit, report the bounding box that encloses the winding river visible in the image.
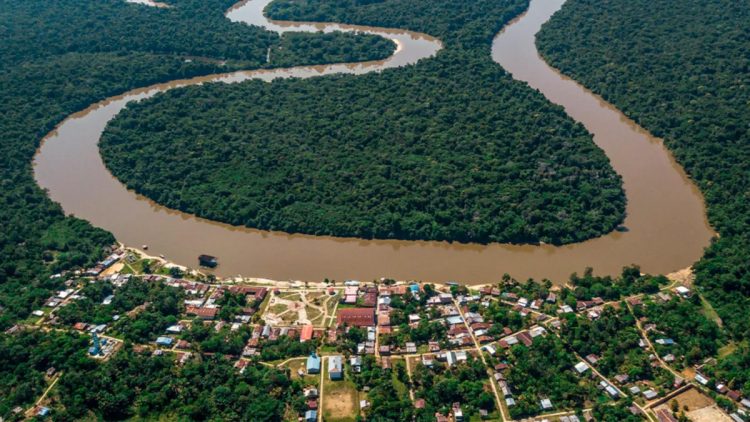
[33,0,714,283]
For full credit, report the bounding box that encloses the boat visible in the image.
[198,254,218,268]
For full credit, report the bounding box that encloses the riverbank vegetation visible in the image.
[100,0,626,245]
[0,0,399,418]
[537,0,750,395]
[0,0,391,330]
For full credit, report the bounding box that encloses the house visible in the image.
[328,356,343,380]
[415,398,426,409]
[381,357,392,370]
[540,397,553,410]
[350,356,362,372]
[405,342,417,354]
[517,331,533,347]
[574,361,589,374]
[185,306,218,320]
[482,344,497,355]
[600,381,619,398]
[166,324,183,334]
[304,387,319,399]
[337,308,376,327]
[305,410,317,422]
[155,336,173,347]
[614,374,629,384]
[627,297,644,306]
[675,286,691,297]
[446,316,464,325]
[694,373,709,385]
[446,351,457,367]
[643,389,658,400]
[300,325,314,343]
[529,326,546,338]
[307,353,321,374]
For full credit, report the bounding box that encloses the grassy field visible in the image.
[322,360,360,422]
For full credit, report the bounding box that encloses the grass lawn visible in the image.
[306,305,323,324]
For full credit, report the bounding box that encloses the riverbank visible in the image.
[33,0,712,284]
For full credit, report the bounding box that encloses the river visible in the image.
[33,0,714,284]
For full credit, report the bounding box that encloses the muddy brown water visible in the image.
[33,0,713,284]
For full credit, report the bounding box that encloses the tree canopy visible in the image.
[100,0,625,245]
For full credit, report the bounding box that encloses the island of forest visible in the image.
[99,0,626,245]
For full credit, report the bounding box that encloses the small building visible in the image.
[337,308,376,327]
[694,373,709,385]
[574,361,589,374]
[540,398,553,410]
[300,325,314,343]
[185,306,218,320]
[304,410,317,422]
[155,336,173,347]
[166,324,183,334]
[307,353,321,374]
[350,355,362,372]
[328,356,343,380]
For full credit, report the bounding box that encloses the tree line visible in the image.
[100,0,626,245]
[537,0,750,396]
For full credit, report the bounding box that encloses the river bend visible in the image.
[33,0,713,283]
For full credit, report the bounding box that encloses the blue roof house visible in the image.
[306,353,321,374]
[305,410,317,422]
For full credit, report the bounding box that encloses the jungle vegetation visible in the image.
[0,0,395,417]
[537,0,750,394]
[0,0,390,330]
[100,0,626,245]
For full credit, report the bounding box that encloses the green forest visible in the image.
[0,0,395,418]
[537,0,750,402]
[0,0,389,330]
[99,0,626,245]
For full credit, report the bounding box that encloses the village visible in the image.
[8,245,750,422]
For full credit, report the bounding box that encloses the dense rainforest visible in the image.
[537,0,750,394]
[0,0,389,329]
[0,0,392,417]
[100,0,627,245]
